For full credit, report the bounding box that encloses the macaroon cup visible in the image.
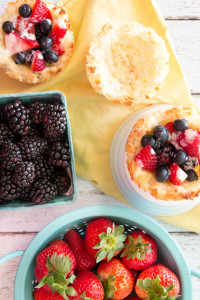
[110,105,200,216]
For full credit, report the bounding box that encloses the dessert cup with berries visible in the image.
[110,105,200,216]
[0,0,74,83]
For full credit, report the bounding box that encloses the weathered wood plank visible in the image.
[158,0,200,19]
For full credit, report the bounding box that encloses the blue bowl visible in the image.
[0,205,199,299]
[0,91,78,210]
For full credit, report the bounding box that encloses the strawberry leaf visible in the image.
[121,235,152,260]
[80,291,93,300]
[101,275,117,300]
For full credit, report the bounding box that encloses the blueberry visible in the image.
[153,125,169,142]
[15,52,26,64]
[173,149,187,165]
[173,119,189,131]
[40,19,52,34]
[2,21,14,33]
[40,36,53,51]
[186,169,198,182]
[19,4,32,18]
[44,50,58,63]
[141,134,156,148]
[155,166,169,182]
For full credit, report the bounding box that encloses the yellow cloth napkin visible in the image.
[1,0,200,232]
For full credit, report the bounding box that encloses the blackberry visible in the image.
[0,122,14,146]
[181,156,199,172]
[54,171,71,194]
[34,156,54,179]
[20,186,32,202]
[156,143,175,167]
[12,161,35,188]
[43,104,66,142]
[47,142,70,168]
[17,136,48,161]
[0,140,22,171]
[3,100,30,136]
[29,125,42,137]
[35,23,45,43]
[0,171,21,200]
[29,102,47,125]
[29,178,57,204]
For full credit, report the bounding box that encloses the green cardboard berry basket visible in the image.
[0,90,78,210]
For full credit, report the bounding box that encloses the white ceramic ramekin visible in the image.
[110,105,200,216]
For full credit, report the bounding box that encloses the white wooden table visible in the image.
[0,0,200,299]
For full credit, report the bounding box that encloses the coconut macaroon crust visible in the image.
[86,22,169,105]
[0,0,74,83]
[126,107,200,201]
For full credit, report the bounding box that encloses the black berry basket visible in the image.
[0,91,78,210]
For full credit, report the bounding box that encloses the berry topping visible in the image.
[170,129,200,162]
[141,134,156,148]
[40,36,53,51]
[5,32,39,56]
[31,50,45,71]
[164,122,176,134]
[19,4,32,18]
[12,161,35,188]
[0,140,22,171]
[29,178,57,204]
[185,169,198,182]
[134,145,157,172]
[40,19,52,34]
[50,18,67,44]
[156,143,175,166]
[47,142,70,168]
[25,49,35,64]
[3,99,30,136]
[43,50,58,63]
[153,125,169,142]
[16,16,35,36]
[181,156,199,171]
[172,149,187,165]
[155,166,169,182]
[15,52,26,64]
[173,119,189,131]
[30,0,52,23]
[17,136,48,161]
[51,44,65,56]
[169,162,188,185]
[2,21,14,33]
[34,23,45,43]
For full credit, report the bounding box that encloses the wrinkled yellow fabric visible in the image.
[1,0,200,232]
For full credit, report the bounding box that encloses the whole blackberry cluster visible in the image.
[35,23,46,43]
[156,144,175,167]
[0,99,72,205]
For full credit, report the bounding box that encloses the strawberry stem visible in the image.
[121,235,152,260]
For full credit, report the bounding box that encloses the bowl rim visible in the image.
[14,205,192,299]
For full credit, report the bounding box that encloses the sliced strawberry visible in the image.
[170,129,200,162]
[5,32,39,56]
[169,162,188,185]
[16,16,35,35]
[31,50,45,71]
[51,44,65,56]
[30,0,52,23]
[134,145,157,172]
[50,19,67,44]
[165,122,176,134]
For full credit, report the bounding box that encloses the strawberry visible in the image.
[16,16,35,35]
[135,264,180,299]
[169,162,188,185]
[31,50,45,72]
[121,231,157,270]
[51,44,65,56]
[48,239,64,247]
[97,258,134,300]
[170,129,200,162]
[34,286,67,300]
[84,218,126,263]
[50,18,67,44]
[134,145,157,172]
[71,271,104,300]
[165,122,176,134]
[124,296,141,300]
[34,240,76,299]
[64,229,96,271]
[30,0,52,23]
[5,32,39,56]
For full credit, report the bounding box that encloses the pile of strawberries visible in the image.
[33,217,180,300]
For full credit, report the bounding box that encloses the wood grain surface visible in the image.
[0,0,200,299]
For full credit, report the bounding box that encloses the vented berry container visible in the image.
[0,91,78,210]
[0,206,199,299]
[110,105,200,216]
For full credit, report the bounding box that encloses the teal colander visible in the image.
[0,206,199,299]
